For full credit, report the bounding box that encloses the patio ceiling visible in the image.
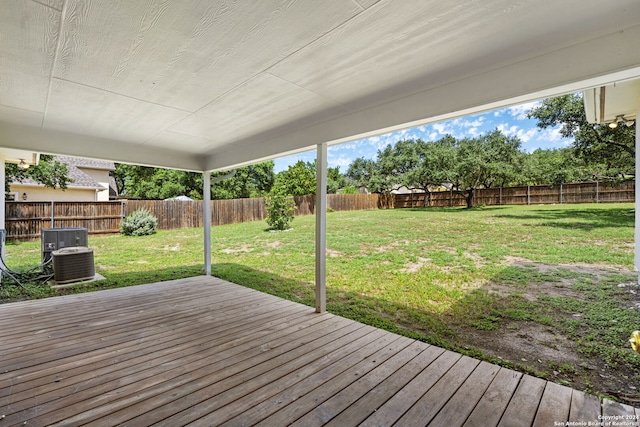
[1,0,640,172]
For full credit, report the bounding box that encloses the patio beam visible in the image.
[203,172,211,276]
[315,143,327,313]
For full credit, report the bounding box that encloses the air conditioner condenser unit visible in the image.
[52,247,95,284]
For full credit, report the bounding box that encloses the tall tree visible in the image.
[528,94,635,176]
[211,162,275,199]
[114,161,275,200]
[6,155,71,192]
[326,166,347,194]
[434,130,524,208]
[404,137,457,206]
[346,157,387,193]
[523,148,594,186]
[273,160,317,196]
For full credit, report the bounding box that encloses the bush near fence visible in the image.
[4,180,634,241]
[5,194,384,241]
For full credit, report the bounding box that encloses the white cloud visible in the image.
[505,101,540,120]
[468,127,481,137]
[458,117,484,128]
[433,122,450,134]
[538,126,568,143]
[329,155,353,169]
[497,123,538,142]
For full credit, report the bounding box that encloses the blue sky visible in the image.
[273,100,574,173]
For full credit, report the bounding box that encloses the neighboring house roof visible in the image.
[56,155,115,171]
[11,156,112,191]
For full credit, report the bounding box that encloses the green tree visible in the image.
[442,130,524,208]
[528,94,635,177]
[211,162,274,199]
[6,155,71,192]
[273,160,317,196]
[346,157,379,192]
[523,148,594,186]
[403,137,458,206]
[327,167,347,194]
[114,162,275,200]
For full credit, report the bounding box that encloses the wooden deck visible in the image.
[1,276,638,426]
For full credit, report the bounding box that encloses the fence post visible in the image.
[51,201,55,228]
[596,180,599,203]
[560,184,563,204]
[450,187,453,207]
[499,187,502,206]
[527,186,530,205]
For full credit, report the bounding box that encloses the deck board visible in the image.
[0,276,635,426]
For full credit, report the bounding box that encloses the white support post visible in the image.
[315,143,327,313]
[0,156,5,281]
[635,111,640,284]
[203,172,212,276]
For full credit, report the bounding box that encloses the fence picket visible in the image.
[4,181,634,241]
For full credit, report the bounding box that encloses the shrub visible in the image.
[265,190,296,231]
[120,208,158,236]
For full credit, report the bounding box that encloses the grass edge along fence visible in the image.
[4,180,634,241]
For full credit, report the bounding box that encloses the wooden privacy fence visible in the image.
[5,194,384,241]
[6,201,124,241]
[392,180,635,208]
[4,181,634,240]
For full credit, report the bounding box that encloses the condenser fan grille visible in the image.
[52,247,95,284]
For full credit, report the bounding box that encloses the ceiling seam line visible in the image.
[42,0,69,131]
[30,0,62,12]
[49,77,194,113]
[262,4,381,75]
[263,71,350,109]
[180,7,380,119]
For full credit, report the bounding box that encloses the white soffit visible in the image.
[584,79,640,124]
[0,0,639,171]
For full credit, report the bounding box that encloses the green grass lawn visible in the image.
[3,203,639,401]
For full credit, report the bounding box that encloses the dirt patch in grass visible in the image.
[462,258,640,404]
[220,243,252,254]
[398,257,430,273]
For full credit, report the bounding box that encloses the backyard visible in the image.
[2,203,639,404]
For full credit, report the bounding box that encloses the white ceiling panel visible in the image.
[171,72,348,147]
[0,0,60,113]
[268,0,635,109]
[44,79,190,141]
[53,0,362,112]
[0,106,44,128]
[0,0,639,171]
[145,131,215,154]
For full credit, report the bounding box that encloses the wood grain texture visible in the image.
[0,0,60,112]
[532,382,572,427]
[497,375,547,427]
[52,0,362,111]
[569,390,601,423]
[0,276,634,426]
[463,368,523,427]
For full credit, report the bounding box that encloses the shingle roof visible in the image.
[11,156,110,190]
[55,156,115,171]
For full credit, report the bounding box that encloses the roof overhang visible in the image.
[0,149,39,168]
[584,79,640,125]
[1,0,640,172]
